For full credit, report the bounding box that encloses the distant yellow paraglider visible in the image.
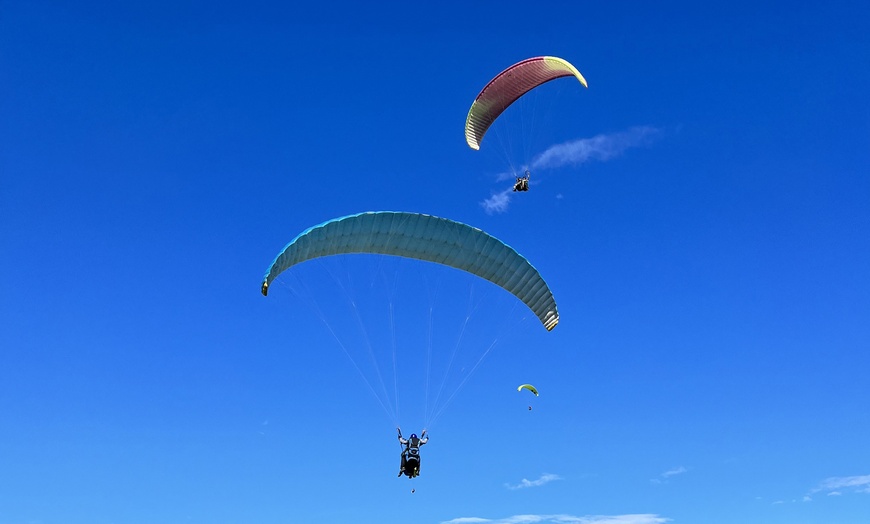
[518,384,538,410]
[517,384,539,396]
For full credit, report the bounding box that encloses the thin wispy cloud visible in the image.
[808,475,870,496]
[663,466,687,478]
[480,126,661,214]
[650,466,688,484]
[530,126,660,171]
[774,474,870,504]
[442,514,670,524]
[505,473,562,490]
[481,187,514,214]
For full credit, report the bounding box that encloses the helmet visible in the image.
[410,434,417,439]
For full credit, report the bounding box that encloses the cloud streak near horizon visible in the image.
[441,513,670,524]
[809,475,870,496]
[481,126,660,214]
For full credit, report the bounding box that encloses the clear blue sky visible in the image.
[2,1,869,523]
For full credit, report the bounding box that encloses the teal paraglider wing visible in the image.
[261,211,559,331]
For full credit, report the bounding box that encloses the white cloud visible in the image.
[809,475,870,496]
[530,126,660,171]
[441,514,669,524]
[481,188,514,214]
[651,466,688,484]
[661,466,687,478]
[495,169,526,183]
[505,473,562,490]
[478,126,660,214]
[774,475,870,505]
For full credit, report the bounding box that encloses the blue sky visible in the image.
[2,1,869,523]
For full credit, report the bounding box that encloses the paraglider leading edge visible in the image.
[260,211,559,331]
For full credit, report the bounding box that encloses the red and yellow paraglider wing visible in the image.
[464,56,587,151]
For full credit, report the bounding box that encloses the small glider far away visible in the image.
[261,211,559,331]
[465,56,588,151]
[519,383,538,410]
